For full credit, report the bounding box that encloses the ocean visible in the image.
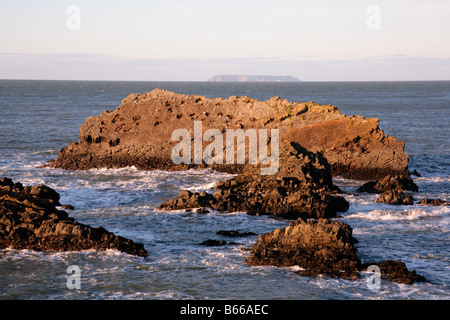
[0,80,449,300]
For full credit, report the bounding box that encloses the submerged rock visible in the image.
[0,178,148,257]
[216,230,256,237]
[201,239,228,246]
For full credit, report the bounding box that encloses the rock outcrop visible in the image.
[0,177,148,257]
[245,218,361,279]
[376,190,414,205]
[367,260,426,285]
[158,141,349,219]
[357,175,418,205]
[419,198,449,206]
[48,89,409,180]
[246,218,426,284]
[357,175,418,194]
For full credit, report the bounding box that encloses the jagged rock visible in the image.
[0,178,147,257]
[158,141,349,219]
[245,218,427,284]
[410,169,421,177]
[245,218,361,280]
[367,260,426,284]
[419,198,449,206]
[159,190,215,211]
[48,89,409,180]
[288,117,409,180]
[357,175,418,194]
[158,176,349,219]
[376,190,414,205]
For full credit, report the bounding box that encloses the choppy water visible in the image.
[0,80,449,300]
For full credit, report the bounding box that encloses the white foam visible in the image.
[344,207,449,221]
[288,265,306,272]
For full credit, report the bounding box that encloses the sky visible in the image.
[0,0,449,81]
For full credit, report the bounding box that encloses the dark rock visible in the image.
[0,177,14,188]
[217,230,257,237]
[0,178,147,257]
[61,204,75,210]
[410,169,421,177]
[245,218,361,280]
[357,175,418,194]
[370,260,426,284]
[201,239,228,246]
[158,190,215,211]
[245,218,427,284]
[159,178,349,220]
[376,190,414,205]
[158,142,349,220]
[419,198,449,206]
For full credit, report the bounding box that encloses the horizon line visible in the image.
[2,78,449,83]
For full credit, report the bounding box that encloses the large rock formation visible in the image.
[0,177,148,257]
[48,89,409,180]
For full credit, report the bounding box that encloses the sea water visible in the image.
[0,80,449,299]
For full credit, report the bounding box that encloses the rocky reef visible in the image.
[48,89,409,180]
[38,89,427,283]
[0,177,147,257]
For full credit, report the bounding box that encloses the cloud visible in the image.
[0,53,449,81]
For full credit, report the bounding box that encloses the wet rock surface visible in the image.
[158,141,349,219]
[418,197,449,206]
[245,218,361,280]
[40,89,427,284]
[246,218,427,284]
[365,260,426,284]
[357,175,418,194]
[357,174,418,206]
[376,190,415,205]
[0,177,148,257]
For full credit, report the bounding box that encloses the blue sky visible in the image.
[1,0,449,81]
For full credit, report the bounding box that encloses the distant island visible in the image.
[207,74,301,82]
